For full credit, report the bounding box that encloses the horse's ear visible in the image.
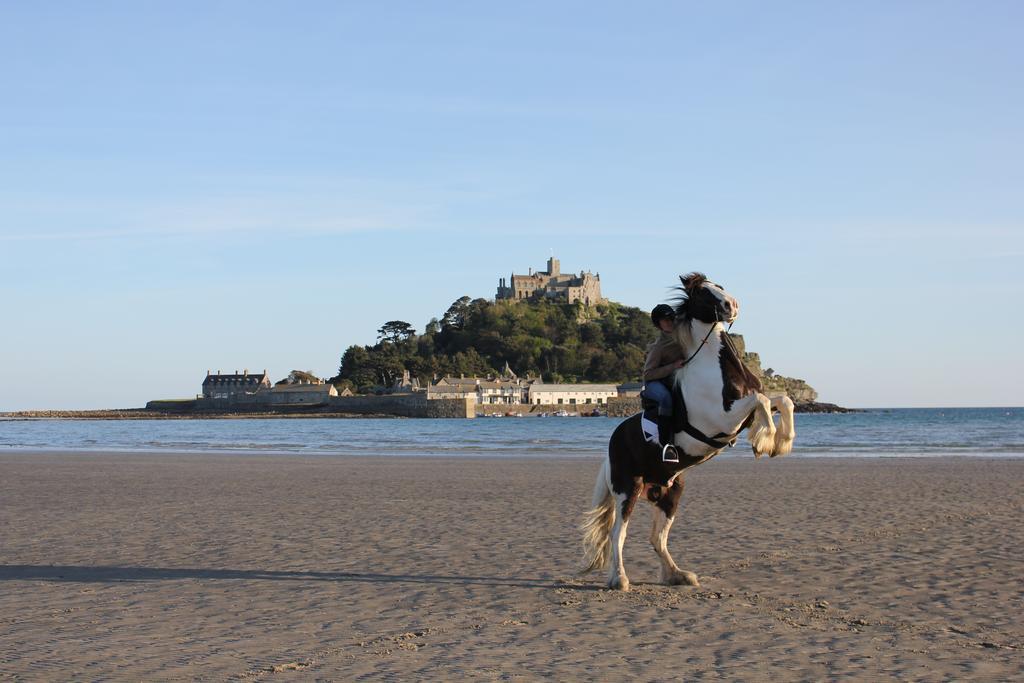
[679,272,708,293]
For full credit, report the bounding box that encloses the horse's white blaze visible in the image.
[703,282,739,321]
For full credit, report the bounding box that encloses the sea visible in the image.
[1,408,1022,458]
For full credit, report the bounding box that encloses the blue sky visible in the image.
[2,1,1021,410]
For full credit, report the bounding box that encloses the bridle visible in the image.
[678,305,735,368]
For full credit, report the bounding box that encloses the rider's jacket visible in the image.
[643,329,684,382]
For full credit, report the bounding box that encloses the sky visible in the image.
[1,1,1022,410]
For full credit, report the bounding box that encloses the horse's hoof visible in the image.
[771,437,794,457]
[665,570,700,587]
[750,424,776,457]
[607,575,630,592]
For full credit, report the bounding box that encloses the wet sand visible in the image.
[1,452,1021,680]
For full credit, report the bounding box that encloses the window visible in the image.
[585,398,592,404]
[557,398,563,404]
[569,398,576,404]
[597,398,603,404]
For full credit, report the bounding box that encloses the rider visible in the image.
[643,304,684,462]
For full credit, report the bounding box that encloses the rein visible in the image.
[679,312,733,368]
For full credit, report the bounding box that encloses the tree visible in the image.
[331,378,354,393]
[337,346,369,379]
[580,322,604,345]
[372,344,406,387]
[441,296,472,330]
[277,369,320,385]
[377,320,416,344]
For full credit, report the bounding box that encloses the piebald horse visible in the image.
[581,273,795,591]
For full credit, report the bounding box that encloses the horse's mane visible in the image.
[719,332,763,395]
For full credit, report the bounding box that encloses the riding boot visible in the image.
[658,416,679,463]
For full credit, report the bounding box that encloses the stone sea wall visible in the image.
[139,394,474,418]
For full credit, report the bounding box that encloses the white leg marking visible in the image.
[649,510,699,587]
[606,493,631,591]
[770,395,795,456]
[748,393,776,457]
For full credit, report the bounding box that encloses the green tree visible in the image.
[377,320,416,344]
[441,296,472,330]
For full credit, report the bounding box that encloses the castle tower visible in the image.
[547,256,560,277]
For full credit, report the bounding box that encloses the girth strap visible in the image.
[680,423,736,450]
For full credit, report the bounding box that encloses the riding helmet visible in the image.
[651,304,675,326]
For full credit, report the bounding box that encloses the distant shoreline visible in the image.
[0,410,401,420]
[0,401,859,420]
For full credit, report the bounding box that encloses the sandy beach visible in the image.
[1,452,1021,680]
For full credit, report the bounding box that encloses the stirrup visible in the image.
[661,443,679,464]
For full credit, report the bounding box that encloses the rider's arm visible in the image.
[643,342,677,381]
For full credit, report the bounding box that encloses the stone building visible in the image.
[426,377,481,401]
[268,383,338,405]
[390,369,421,393]
[201,370,272,400]
[496,256,604,305]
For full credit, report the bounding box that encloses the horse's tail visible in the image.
[580,457,615,574]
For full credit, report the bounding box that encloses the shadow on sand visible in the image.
[0,564,597,590]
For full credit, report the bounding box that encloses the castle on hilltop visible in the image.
[496,256,604,306]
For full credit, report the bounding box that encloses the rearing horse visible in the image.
[581,273,795,591]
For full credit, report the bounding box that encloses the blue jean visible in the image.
[642,380,673,417]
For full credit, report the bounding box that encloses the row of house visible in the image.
[426,373,620,407]
[200,369,630,408]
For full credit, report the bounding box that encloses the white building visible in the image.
[527,383,618,406]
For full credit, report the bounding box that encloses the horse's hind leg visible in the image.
[648,480,700,587]
[769,395,795,456]
[607,480,642,591]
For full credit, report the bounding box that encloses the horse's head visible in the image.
[675,272,739,325]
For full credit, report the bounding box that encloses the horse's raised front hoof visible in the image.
[771,436,794,457]
[607,574,630,592]
[664,569,700,587]
[749,425,776,458]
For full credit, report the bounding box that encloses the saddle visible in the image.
[641,380,739,451]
